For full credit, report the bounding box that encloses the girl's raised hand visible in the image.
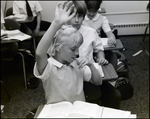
[55,1,77,25]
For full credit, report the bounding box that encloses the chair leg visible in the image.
[1,80,11,100]
[16,52,27,89]
[33,37,37,59]
[141,25,149,56]
[142,25,149,42]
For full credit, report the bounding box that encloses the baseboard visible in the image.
[113,22,149,35]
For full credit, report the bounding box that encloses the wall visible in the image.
[1,1,149,35]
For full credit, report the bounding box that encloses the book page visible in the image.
[68,101,103,118]
[101,38,115,48]
[93,63,104,77]
[128,114,137,118]
[37,101,72,118]
[101,107,131,118]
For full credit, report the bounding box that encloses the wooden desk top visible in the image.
[102,63,118,81]
[17,16,34,24]
[1,39,19,44]
[104,39,124,51]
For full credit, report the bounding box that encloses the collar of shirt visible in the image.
[48,57,76,68]
[85,13,100,22]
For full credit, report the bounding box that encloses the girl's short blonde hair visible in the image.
[47,25,83,56]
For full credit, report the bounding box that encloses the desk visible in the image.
[1,30,31,43]
[5,15,34,24]
[1,30,32,89]
[102,63,118,81]
[98,8,106,13]
[1,39,19,44]
[104,39,124,51]
[17,16,34,24]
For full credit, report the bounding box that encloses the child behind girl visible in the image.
[83,0,116,45]
[34,1,102,104]
[83,0,118,70]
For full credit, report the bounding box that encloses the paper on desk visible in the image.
[101,38,115,48]
[93,63,104,77]
[5,14,27,21]
[1,29,31,41]
[3,33,31,41]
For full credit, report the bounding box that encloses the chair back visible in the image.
[4,19,20,30]
[6,7,13,17]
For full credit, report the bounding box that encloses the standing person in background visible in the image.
[82,0,118,70]
[13,1,51,55]
[13,0,51,35]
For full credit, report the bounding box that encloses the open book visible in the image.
[37,101,136,118]
[101,38,116,48]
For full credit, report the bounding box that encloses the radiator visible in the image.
[112,22,149,35]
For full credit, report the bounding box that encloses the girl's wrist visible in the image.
[53,19,64,26]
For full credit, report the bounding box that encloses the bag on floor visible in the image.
[115,51,129,78]
[110,51,133,100]
[115,77,133,100]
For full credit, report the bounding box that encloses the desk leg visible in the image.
[33,37,37,60]
[17,52,27,89]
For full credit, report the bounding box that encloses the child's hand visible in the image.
[76,56,93,68]
[108,37,116,45]
[97,58,108,65]
[55,1,77,25]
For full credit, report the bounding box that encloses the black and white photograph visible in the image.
[1,0,149,118]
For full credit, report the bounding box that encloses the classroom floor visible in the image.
[1,35,149,118]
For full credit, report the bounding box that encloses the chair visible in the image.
[2,18,28,89]
[4,19,20,30]
[6,7,13,17]
[141,2,149,56]
[100,23,118,39]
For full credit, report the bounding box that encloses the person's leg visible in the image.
[99,81,121,109]
[83,81,101,105]
[105,51,117,71]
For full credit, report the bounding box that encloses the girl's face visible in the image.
[87,10,98,19]
[58,36,82,65]
[59,43,80,65]
[68,14,84,30]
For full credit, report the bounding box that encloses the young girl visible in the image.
[34,1,102,104]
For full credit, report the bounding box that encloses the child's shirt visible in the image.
[82,13,111,36]
[78,25,104,62]
[34,57,92,104]
[13,1,42,17]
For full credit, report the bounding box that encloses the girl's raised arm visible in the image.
[35,1,76,75]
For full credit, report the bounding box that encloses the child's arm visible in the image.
[96,50,108,65]
[34,11,41,34]
[76,57,102,85]
[88,63,102,85]
[106,31,116,45]
[36,1,76,75]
